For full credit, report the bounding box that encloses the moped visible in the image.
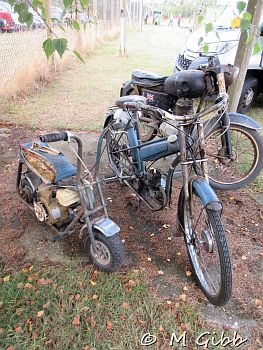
[120,58,263,191]
[96,85,232,306]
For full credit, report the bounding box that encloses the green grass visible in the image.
[0,265,210,350]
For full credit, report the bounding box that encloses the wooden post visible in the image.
[120,0,126,55]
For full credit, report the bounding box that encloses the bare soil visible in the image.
[0,122,262,348]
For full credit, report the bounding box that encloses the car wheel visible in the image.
[237,76,258,114]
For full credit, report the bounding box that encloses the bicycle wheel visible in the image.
[178,188,232,306]
[205,125,263,190]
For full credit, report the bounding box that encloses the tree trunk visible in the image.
[120,0,126,55]
[103,0,107,30]
[228,0,263,112]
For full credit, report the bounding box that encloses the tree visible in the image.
[228,0,263,112]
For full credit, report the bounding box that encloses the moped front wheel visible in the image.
[86,230,125,272]
[205,125,263,190]
[178,189,232,306]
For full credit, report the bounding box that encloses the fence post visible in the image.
[103,0,107,30]
[120,0,126,55]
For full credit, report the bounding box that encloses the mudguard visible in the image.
[192,177,222,210]
[93,218,120,237]
[120,80,136,97]
[204,112,261,132]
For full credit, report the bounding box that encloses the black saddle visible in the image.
[131,69,168,88]
[115,95,147,110]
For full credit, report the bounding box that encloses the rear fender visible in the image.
[120,80,137,96]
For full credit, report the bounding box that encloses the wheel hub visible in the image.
[91,241,111,265]
[217,147,237,165]
[200,229,213,253]
[243,88,254,106]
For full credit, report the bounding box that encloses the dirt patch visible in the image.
[0,123,262,346]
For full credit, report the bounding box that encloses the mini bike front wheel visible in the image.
[86,230,125,272]
[178,189,232,306]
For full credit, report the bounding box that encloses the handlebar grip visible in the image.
[39,131,68,143]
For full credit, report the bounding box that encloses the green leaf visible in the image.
[63,0,73,8]
[53,38,68,58]
[236,1,246,14]
[242,11,252,21]
[205,23,213,34]
[198,36,203,46]
[72,20,80,31]
[73,50,85,64]
[80,0,89,9]
[253,37,263,54]
[59,24,66,32]
[25,12,33,27]
[240,19,251,32]
[8,0,16,7]
[203,42,209,55]
[197,15,203,24]
[42,39,55,60]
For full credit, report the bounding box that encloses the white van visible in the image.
[174,7,263,113]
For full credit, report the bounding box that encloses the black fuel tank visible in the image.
[164,70,206,98]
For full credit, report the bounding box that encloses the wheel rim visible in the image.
[206,127,259,185]
[243,87,255,107]
[90,240,111,266]
[184,198,222,297]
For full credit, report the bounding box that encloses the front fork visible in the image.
[220,112,233,158]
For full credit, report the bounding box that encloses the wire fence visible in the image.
[0,0,143,97]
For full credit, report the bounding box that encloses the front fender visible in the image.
[93,218,120,237]
[192,177,222,210]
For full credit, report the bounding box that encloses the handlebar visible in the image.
[40,131,68,143]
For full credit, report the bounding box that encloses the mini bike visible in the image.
[16,131,124,272]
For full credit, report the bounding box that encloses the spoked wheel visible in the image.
[106,127,135,177]
[138,111,158,142]
[178,189,232,306]
[205,125,263,190]
[86,230,124,272]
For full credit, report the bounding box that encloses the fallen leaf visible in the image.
[0,302,3,309]
[106,320,113,329]
[255,299,263,306]
[3,275,10,282]
[122,301,129,309]
[125,280,136,289]
[159,325,164,332]
[75,294,81,300]
[147,257,152,261]
[17,282,24,288]
[37,278,47,286]
[16,308,23,316]
[91,319,96,328]
[92,294,98,300]
[81,306,89,313]
[158,270,164,275]
[15,326,23,333]
[83,346,92,350]
[72,315,81,326]
[37,310,44,318]
[183,286,188,291]
[166,300,172,305]
[241,256,247,260]
[167,258,171,262]
[0,328,3,334]
[167,237,172,240]
[180,294,187,302]
[43,301,51,309]
[186,270,192,277]
[6,346,14,350]
[32,332,38,340]
[45,339,53,345]
[28,276,34,282]
[90,280,96,286]
[162,224,170,229]
[177,252,182,256]
[24,283,33,289]
[185,322,191,331]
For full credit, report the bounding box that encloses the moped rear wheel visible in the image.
[178,189,232,306]
[205,125,263,190]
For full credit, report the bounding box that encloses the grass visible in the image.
[0,265,212,350]
[0,25,189,131]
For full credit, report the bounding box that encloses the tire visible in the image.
[86,230,125,272]
[178,188,232,306]
[237,77,258,114]
[205,125,263,191]
[126,88,157,142]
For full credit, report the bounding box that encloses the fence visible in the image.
[0,0,143,97]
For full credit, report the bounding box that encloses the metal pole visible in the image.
[139,0,143,31]
[120,0,126,55]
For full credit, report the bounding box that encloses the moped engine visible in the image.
[144,169,167,210]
